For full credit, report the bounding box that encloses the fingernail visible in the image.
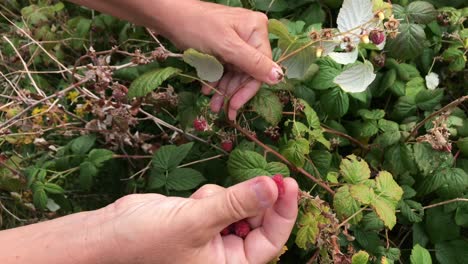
[268,65,284,84]
[252,180,272,208]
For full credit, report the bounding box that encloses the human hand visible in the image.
[98,176,298,264]
[156,0,284,120]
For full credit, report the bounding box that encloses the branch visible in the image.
[321,126,370,150]
[229,121,335,196]
[406,95,468,141]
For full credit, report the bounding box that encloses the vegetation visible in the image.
[0,0,467,263]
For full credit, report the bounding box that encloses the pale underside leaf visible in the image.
[334,61,376,93]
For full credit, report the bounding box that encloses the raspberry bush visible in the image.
[1,0,468,263]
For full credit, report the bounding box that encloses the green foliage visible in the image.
[1,0,467,262]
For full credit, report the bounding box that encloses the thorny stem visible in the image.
[406,95,468,141]
[229,121,336,196]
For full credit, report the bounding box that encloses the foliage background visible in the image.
[0,0,467,263]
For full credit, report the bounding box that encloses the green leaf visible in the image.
[361,121,380,138]
[418,168,468,198]
[280,138,310,167]
[43,183,65,194]
[152,143,194,172]
[215,0,242,7]
[334,61,376,93]
[255,0,288,12]
[455,201,468,227]
[350,184,376,205]
[372,171,403,229]
[321,87,349,118]
[383,143,416,176]
[295,212,320,249]
[165,168,205,191]
[33,187,48,210]
[311,58,342,90]
[228,149,289,182]
[340,155,371,184]
[268,19,294,44]
[358,109,385,120]
[413,142,452,176]
[457,137,468,156]
[400,200,424,223]
[352,251,370,264]
[404,1,437,24]
[183,49,223,82]
[0,156,26,192]
[386,23,426,60]
[298,99,320,129]
[410,244,432,264]
[88,149,114,167]
[416,89,444,111]
[71,135,96,155]
[334,186,363,225]
[79,161,98,190]
[250,89,283,125]
[425,207,460,243]
[127,67,181,98]
[178,92,199,129]
[435,240,468,264]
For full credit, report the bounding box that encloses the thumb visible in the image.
[223,38,283,85]
[191,176,278,236]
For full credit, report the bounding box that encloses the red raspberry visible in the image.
[221,140,233,152]
[220,226,231,236]
[233,220,251,239]
[369,30,385,45]
[272,174,285,198]
[193,117,209,132]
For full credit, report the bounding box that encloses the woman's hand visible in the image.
[156,0,284,120]
[69,0,283,120]
[99,176,298,264]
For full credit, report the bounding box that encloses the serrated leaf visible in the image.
[334,186,363,225]
[165,168,205,191]
[435,240,468,264]
[426,207,460,243]
[280,138,310,167]
[183,49,223,82]
[152,143,194,172]
[79,161,97,190]
[297,99,320,129]
[372,171,403,229]
[400,200,424,223]
[295,212,320,249]
[228,149,289,182]
[33,187,48,210]
[415,89,444,111]
[43,183,64,194]
[88,149,114,167]
[418,168,468,198]
[350,184,376,205]
[334,62,376,93]
[352,251,370,264]
[340,155,371,184]
[337,0,373,33]
[311,58,342,90]
[413,142,453,176]
[405,1,437,24]
[358,109,386,120]
[386,23,426,60]
[361,121,379,137]
[127,67,181,98]
[321,87,349,118]
[251,89,283,125]
[71,135,96,155]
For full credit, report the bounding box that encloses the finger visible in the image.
[190,184,225,199]
[221,34,282,85]
[210,72,232,112]
[244,178,299,263]
[189,176,278,238]
[227,79,262,120]
[201,81,219,95]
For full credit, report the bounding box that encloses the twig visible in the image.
[230,121,335,196]
[0,77,91,132]
[178,154,225,168]
[139,109,229,154]
[322,126,370,150]
[337,206,367,229]
[306,248,321,264]
[406,95,468,141]
[0,201,27,222]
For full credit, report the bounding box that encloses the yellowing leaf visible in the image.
[334,186,363,225]
[340,154,371,184]
[352,250,370,264]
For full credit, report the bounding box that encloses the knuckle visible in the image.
[224,189,247,220]
[219,36,241,62]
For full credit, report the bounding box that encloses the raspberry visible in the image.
[193,117,209,132]
[220,226,231,236]
[221,140,233,152]
[233,220,251,239]
[369,30,385,45]
[272,174,285,197]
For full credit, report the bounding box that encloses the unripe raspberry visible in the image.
[272,174,285,197]
[221,140,233,152]
[369,30,385,45]
[361,34,370,44]
[233,220,251,239]
[316,47,323,58]
[193,117,209,132]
